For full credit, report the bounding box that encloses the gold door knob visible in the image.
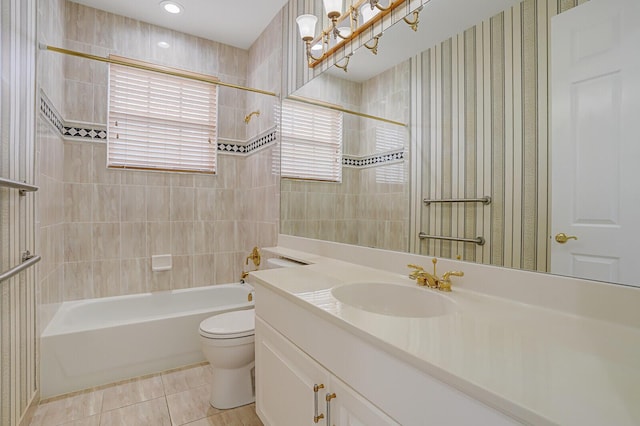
[555,233,578,244]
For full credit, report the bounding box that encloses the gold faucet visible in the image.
[408,258,464,292]
[241,247,261,282]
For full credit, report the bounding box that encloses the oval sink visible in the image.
[331,282,457,318]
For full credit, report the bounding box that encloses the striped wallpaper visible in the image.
[0,0,39,424]
[415,0,587,272]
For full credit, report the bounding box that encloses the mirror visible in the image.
[281,0,638,288]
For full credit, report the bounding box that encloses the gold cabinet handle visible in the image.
[313,384,325,423]
[326,393,337,426]
[555,233,578,244]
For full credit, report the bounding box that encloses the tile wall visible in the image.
[37,1,280,308]
[37,0,66,331]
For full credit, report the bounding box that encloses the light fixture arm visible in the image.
[364,34,381,55]
[369,0,392,12]
[304,38,324,62]
[403,6,423,32]
[334,54,352,72]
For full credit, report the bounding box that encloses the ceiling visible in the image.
[71,0,289,49]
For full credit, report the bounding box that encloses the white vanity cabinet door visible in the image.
[328,376,400,426]
[256,317,332,426]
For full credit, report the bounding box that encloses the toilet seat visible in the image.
[199,309,255,339]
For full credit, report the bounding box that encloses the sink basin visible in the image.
[331,282,457,318]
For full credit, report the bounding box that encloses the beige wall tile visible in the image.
[147,222,171,256]
[170,255,192,290]
[64,142,92,183]
[121,185,146,222]
[120,258,148,295]
[63,261,93,301]
[64,183,93,222]
[92,222,120,259]
[193,254,215,287]
[93,259,121,298]
[171,221,195,255]
[146,186,170,221]
[194,221,215,255]
[91,144,120,185]
[170,187,195,221]
[64,223,93,262]
[93,184,120,222]
[120,222,146,259]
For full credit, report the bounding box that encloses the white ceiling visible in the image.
[72,0,289,49]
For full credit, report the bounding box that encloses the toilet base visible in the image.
[209,362,255,409]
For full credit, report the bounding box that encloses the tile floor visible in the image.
[30,364,263,426]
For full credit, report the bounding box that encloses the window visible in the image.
[279,99,343,182]
[107,56,218,174]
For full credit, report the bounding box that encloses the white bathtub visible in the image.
[40,284,254,398]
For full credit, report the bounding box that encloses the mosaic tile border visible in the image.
[343,149,405,168]
[39,92,277,156]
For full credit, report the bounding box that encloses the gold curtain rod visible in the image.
[287,95,407,127]
[40,44,278,98]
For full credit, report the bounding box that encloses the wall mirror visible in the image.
[281,0,639,288]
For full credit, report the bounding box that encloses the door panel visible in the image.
[551,0,640,286]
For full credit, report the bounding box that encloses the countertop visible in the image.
[250,248,640,426]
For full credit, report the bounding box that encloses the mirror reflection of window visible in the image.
[374,125,406,184]
[278,99,343,182]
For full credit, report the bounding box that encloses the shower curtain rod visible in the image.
[39,44,279,98]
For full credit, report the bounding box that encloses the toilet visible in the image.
[199,309,255,409]
[199,256,303,409]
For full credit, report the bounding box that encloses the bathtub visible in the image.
[40,283,254,398]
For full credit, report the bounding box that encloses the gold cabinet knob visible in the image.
[555,233,578,244]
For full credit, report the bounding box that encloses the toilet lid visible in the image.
[199,309,255,339]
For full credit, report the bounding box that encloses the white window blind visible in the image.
[107,57,218,174]
[375,125,406,184]
[280,99,343,182]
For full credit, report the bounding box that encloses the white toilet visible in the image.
[199,309,255,409]
[199,257,303,409]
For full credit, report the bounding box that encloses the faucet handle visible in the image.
[407,264,424,280]
[439,271,464,292]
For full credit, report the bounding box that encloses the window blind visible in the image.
[107,59,218,174]
[375,125,406,184]
[280,99,343,182]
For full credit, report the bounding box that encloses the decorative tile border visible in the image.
[343,149,405,168]
[39,91,277,156]
[63,125,107,140]
[218,128,278,155]
[39,92,64,134]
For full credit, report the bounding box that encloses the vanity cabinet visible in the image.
[256,316,398,426]
[254,284,522,426]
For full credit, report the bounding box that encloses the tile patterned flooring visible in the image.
[30,364,263,426]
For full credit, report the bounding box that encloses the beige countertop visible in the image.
[251,247,640,426]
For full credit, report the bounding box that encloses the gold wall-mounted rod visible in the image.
[40,44,278,98]
[287,95,407,127]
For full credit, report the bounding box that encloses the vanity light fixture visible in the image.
[160,1,183,14]
[157,41,170,49]
[296,0,423,69]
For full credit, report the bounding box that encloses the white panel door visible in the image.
[551,0,640,286]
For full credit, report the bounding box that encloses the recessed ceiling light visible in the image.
[157,41,170,49]
[160,1,183,14]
